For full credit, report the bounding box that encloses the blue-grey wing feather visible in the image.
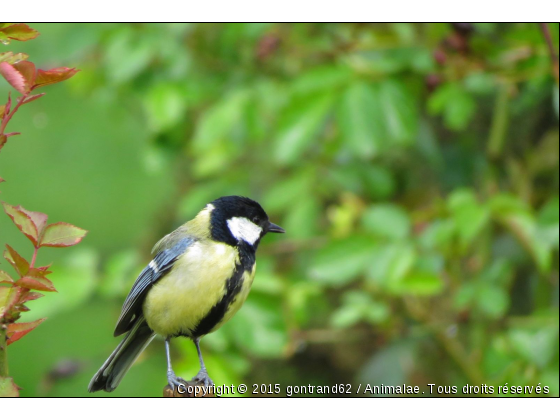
[114,237,195,336]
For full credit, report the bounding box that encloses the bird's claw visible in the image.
[167,370,185,390]
[192,369,213,387]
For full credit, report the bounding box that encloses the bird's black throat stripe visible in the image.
[188,243,256,338]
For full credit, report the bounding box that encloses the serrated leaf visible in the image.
[0,61,28,94]
[13,60,36,87]
[34,67,79,89]
[40,222,87,247]
[0,377,19,397]
[7,318,46,345]
[4,244,29,276]
[2,202,48,246]
[16,275,56,292]
[0,23,39,42]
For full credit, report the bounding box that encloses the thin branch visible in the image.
[539,23,559,84]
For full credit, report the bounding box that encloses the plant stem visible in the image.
[0,94,27,136]
[539,23,559,84]
[30,246,38,268]
[0,323,8,377]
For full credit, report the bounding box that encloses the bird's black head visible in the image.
[209,196,284,248]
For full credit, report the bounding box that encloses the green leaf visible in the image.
[19,249,98,320]
[509,327,559,369]
[223,297,287,358]
[0,52,29,64]
[396,272,444,296]
[367,243,417,291]
[0,23,39,41]
[331,305,363,328]
[361,204,411,240]
[309,236,377,286]
[428,82,476,130]
[0,270,14,285]
[447,189,490,250]
[191,88,250,175]
[477,284,509,319]
[144,83,188,133]
[337,81,382,158]
[378,79,418,145]
[0,286,20,318]
[105,27,154,84]
[274,92,333,164]
[290,65,352,97]
[40,222,88,248]
[361,165,396,200]
[0,377,19,397]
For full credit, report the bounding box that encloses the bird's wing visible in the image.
[113,237,195,336]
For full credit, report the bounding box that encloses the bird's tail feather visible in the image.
[88,317,155,392]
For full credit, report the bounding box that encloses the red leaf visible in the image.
[13,61,36,87]
[0,23,40,42]
[0,269,14,284]
[7,318,46,345]
[22,92,45,104]
[40,222,87,247]
[16,275,56,292]
[4,245,29,276]
[34,67,79,89]
[2,202,48,246]
[0,286,21,318]
[0,61,28,94]
[19,291,44,303]
[0,377,20,397]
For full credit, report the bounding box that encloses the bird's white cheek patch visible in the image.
[227,217,262,245]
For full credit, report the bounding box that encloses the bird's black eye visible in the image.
[252,216,260,224]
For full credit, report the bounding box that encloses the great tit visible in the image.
[88,196,284,392]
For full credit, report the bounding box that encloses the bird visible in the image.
[88,195,284,392]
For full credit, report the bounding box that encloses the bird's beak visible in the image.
[267,222,285,233]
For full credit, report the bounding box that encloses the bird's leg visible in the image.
[165,337,184,390]
[192,337,213,387]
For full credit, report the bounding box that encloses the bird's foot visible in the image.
[192,369,214,387]
[167,370,185,390]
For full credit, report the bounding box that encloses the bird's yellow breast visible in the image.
[142,240,254,337]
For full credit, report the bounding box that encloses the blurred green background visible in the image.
[0,23,558,397]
